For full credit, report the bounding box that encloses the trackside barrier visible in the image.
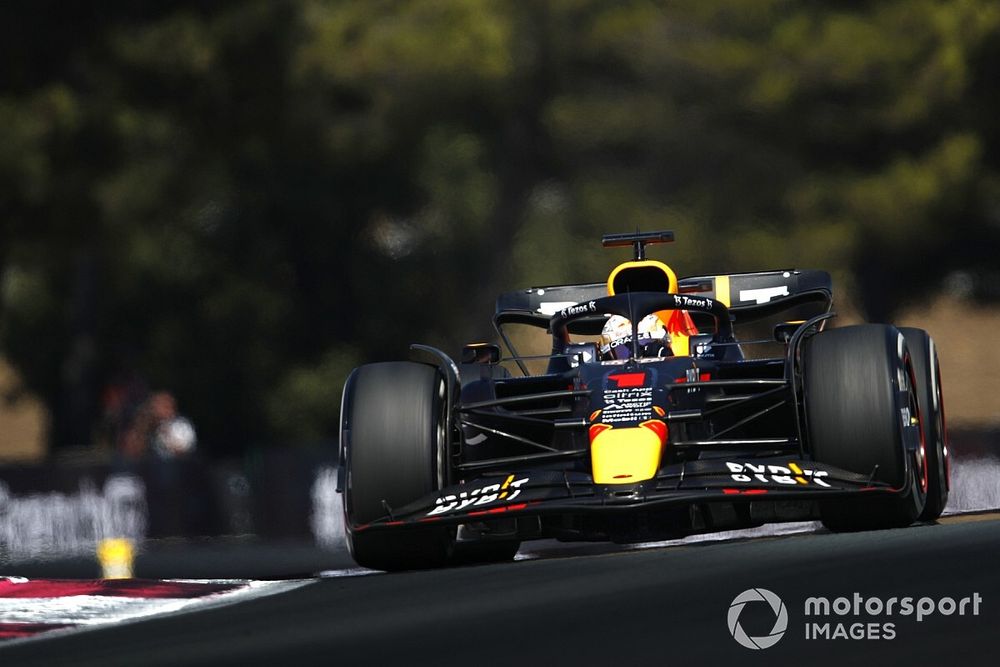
[0,450,344,565]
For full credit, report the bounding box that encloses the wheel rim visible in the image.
[934,357,950,493]
[436,378,447,488]
[905,357,929,495]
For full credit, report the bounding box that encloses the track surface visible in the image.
[2,515,998,666]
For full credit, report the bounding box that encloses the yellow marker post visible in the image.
[97,538,135,579]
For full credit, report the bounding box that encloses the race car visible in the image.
[337,231,950,571]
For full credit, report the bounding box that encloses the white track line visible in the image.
[0,579,312,647]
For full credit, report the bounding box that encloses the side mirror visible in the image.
[689,333,715,358]
[565,342,598,367]
[461,342,501,364]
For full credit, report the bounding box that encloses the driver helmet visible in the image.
[599,313,671,360]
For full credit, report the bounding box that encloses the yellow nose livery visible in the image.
[590,424,665,484]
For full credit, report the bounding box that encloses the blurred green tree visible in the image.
[0,0,997,454]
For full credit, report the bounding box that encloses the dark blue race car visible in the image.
[337,231,950,571]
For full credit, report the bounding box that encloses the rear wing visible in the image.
[679,269,833,321]
[494,269,833,332]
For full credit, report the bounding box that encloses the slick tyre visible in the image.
[900,328,950,521]
[342,362,454,570]
[803,325,926,531]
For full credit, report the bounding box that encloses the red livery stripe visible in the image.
[608,372,646,388]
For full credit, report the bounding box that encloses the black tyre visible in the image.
[803,324,926,531]
[342,362,454,570]
[900,327,950,521]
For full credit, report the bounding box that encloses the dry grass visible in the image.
[896,297,1000,427]
[0,359,48,463]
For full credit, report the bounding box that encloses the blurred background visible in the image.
[2,0,999,464]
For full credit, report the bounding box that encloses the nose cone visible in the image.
[590,421,667,484]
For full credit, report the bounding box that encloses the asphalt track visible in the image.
[2,513,998,667]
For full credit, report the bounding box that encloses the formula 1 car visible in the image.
[337,231,950,571]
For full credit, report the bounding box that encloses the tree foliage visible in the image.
[1,0,998,453]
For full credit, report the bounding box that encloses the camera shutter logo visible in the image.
[727,588,788,649]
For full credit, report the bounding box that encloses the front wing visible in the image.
[350,457,898,532]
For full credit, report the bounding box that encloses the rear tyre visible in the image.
[900,327,950,521]
[342,362,454,570]
[802,325,926,531]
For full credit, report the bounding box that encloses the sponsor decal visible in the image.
[693,340,713,357]
[603,335,632,350]
[725,461,831,487]
[537,301,578,316]
[558,301,598,318]
[601,384,654,424]
[674,368,711,393]
[0,475,147,561]
[672,294,714,309]
[900,406,919,431]
[739,286,789,304]
[426,475,529,517]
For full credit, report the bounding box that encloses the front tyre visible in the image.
[803,325,926,531]
[342,362,454,570]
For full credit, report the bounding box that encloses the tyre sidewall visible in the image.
[803,325,925,529]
